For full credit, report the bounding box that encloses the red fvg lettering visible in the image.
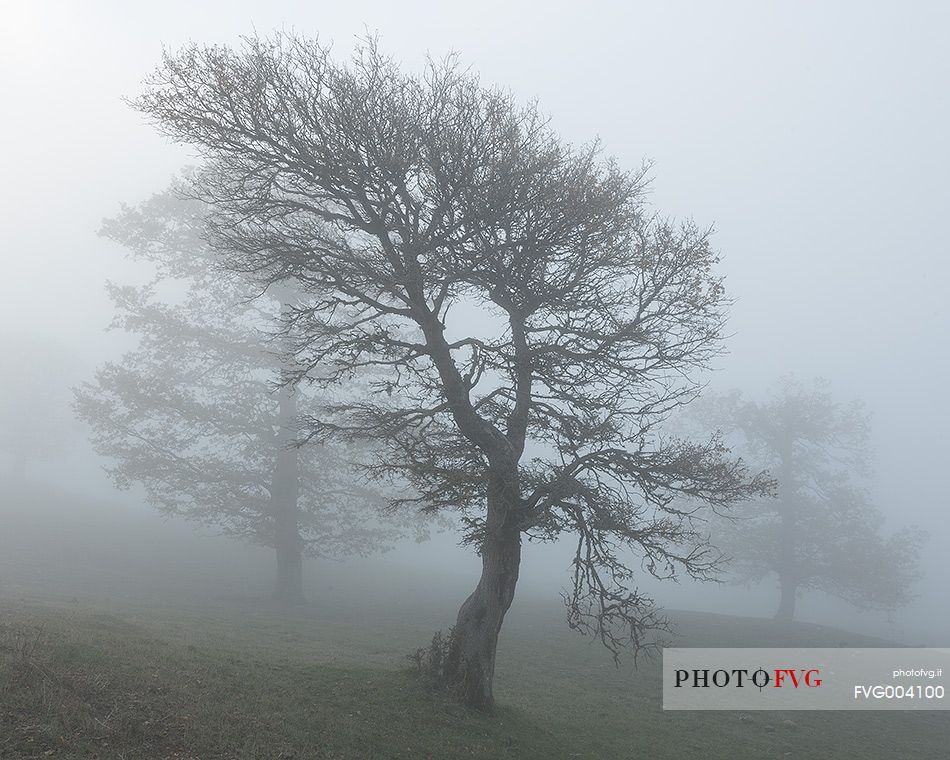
[773,668,822,688]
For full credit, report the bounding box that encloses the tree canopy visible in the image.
[133,34,769,708]
[74,186,411,600]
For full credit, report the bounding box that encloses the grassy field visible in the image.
[2,592,948,760]
[1,486,945,758]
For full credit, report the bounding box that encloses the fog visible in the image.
[2,0,948,682]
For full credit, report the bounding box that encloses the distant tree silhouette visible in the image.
[74,187,412,603]
[1,333,80,485]
[690,378,924,621]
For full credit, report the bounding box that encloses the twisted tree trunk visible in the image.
[443,472,522,710]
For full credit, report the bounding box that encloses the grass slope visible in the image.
[2,597,947,760]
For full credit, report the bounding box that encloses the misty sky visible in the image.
[1,1,947,632]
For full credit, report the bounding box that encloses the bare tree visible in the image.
[74,186,408,603]
[688,378,924,621]
[133,34,768,709]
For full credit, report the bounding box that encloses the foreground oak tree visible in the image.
[134,35,768,709]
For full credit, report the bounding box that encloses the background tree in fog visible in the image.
[691,378,924,621]
[74,187,405,603]
[133,34,770,709]
[1,334,81,485]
